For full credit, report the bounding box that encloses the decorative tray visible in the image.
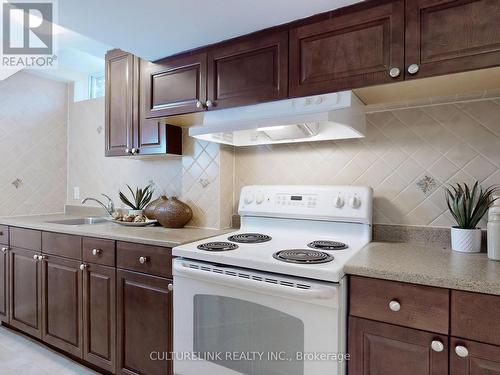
[105,218,158,227]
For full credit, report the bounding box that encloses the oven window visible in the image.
[194,295,304,375]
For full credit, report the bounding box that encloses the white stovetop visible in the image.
[173,217,371,282]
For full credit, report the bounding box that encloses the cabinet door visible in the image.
[405,0,500,79]
[450,337,500,375]
[0,245,8,323]
[117,270,173,375]
[142,53,207,118]
[83,263,116,373]
[207,30,288,109]
[41,255,83,357]
[9,247,42,338]
[348,317,448,375]
[105,49,139,157]
[135,119,182,156]
[290,0,404,97]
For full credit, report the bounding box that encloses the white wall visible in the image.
[0,72,68,216]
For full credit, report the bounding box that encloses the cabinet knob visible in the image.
[79,264,88,271]
[38,255,46,261]
[196,100,204,109]
[125,148,132,154]
[389,67,401,78]
[131,148,139,155]
[205,100,214,108]
[138,256,149,264]
[33,254,39,261]
[167,283,173,291]
[91,248,101,256]
[407,63,419,75]
[1,247,8,253]
[389,300,401,312]
[455,345,469,358]
[431,340,444,352]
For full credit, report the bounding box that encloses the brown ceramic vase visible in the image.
[155,196,193,228]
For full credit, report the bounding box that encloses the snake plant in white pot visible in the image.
[445,182,498,253]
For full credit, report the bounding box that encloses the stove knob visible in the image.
[334,194,344,208]
[244,193,254,205]
[349,195,361,209]
[256,192,264,205]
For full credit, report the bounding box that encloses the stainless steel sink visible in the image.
[46,217,107,225]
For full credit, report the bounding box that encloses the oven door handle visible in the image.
[173,261,337,300]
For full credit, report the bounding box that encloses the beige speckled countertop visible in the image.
[0,213,231,248]
[345,242,500,296]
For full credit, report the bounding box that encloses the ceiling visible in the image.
[58,0,363,61]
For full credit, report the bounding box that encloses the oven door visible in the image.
[173,259,347,375]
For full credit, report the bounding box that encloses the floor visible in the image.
[0,326,99,374]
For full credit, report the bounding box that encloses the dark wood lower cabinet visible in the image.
[450,337,500,375]
[83,263,116,373]
[348,317,448,375]
[0,245,8,322]
[41,255,83,357]
[9,247,42,338]
[117,269,173,375]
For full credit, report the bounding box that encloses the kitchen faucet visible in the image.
[81,194,115,216]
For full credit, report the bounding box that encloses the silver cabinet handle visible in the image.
[455,345,469,358]
[389,67,400,78]
[407,63,419,75]
[196,100,204,109]
[139,256,149,264]
[79,264,88,271]
[205,100,214,108]
[389,300,401,312]
[92,249,101,256]
[33,254,39,261]
[1,247,8,253]
[431,340,444,352]
[131,148,139,155]
[167,283,173,291]
[38,255,46,261]
[125,148,131,154]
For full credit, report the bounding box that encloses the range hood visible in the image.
[188,91,366,146]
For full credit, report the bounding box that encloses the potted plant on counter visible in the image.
[119,184,154,216]
[445,182,498,253]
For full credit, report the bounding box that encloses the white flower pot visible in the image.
[451,227,482,253]
[128,209,143,216]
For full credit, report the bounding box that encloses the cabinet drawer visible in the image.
[10,227,41,251]
[42,232,82,260]
[83,237,115,267]
[349,276,449,334]
[117,242,172,278]
[0,225,8,245]
[451,290,500,346]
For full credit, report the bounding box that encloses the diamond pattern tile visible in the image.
[235,97,500,228]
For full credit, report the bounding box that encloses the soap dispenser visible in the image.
[488,195,500,261]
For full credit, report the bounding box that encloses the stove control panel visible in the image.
[238,185,373,224]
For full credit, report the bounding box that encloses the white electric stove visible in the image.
[172,185,373,375]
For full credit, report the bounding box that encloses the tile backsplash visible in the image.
[234,97,500,228]
[0,72,68,216]
[67,98,233,229]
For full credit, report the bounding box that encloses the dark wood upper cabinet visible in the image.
[405,0,500,80]
[289,0,405,97]
[117,270,173,375]
[349,316,449,375]
[207,30,289,109]
[41,255,83,358]
[9,247,42,339]
[136,118,183,156]
[142,53,207,117]
[83,263,116,373]
[0,245,8,323]
[105,49,139,157]
[450,337,500,375]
